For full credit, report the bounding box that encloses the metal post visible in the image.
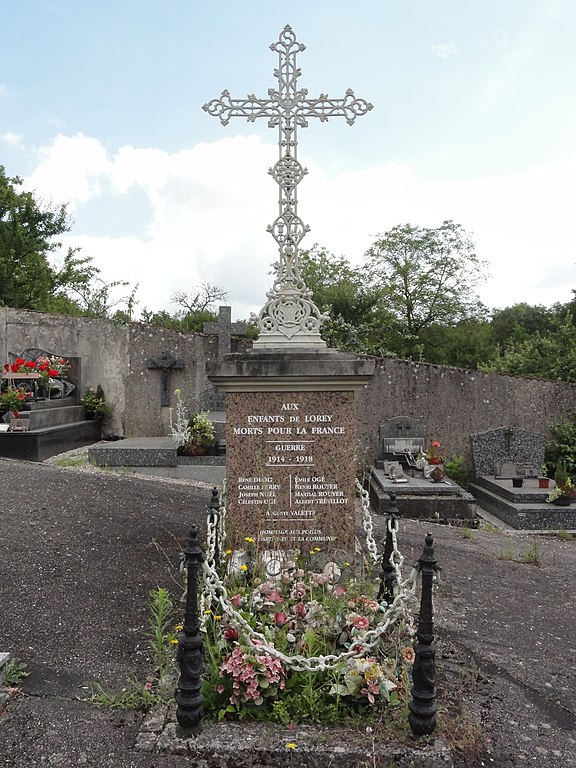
[409,533,438,736]
[377,492,399,604]
[175,524,204,737]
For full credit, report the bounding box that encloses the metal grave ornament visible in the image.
[203,25,373,348]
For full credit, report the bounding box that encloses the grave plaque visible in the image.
[226,390,355,552]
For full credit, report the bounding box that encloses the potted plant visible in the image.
[538,464,550,489]
[547,458,575,506]
[0,387,29,422]
[169,389,215,455]
[187,411,216,455]
[547,481,575,506]
[81,386,113,421]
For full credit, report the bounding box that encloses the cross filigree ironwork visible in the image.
[203,25,373,347]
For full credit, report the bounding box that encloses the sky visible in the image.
[1,0,575,322]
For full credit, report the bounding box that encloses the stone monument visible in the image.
[205,26,374,560]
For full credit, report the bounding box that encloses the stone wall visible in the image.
[0,307,218,437]
[355,358,576,469]
[2,309,575,461]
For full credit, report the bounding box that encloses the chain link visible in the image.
[200,482,420,673]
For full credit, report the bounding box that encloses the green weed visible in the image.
[4,658,29,685]
[520,540,542,566]
[54,457,84,467]
[86,678,159,710]
[497,542,515,561]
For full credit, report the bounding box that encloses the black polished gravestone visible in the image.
[369,416,477,526]
[375,416,427,470]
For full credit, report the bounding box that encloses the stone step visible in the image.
[469,482,576,530]
[89,438,178,467]
[16,405,86,430]
[22,397,81,411]
[368,468,478,524]
[88,437,228,468]
[0,420,101,462]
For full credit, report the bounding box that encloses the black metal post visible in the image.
[175,524,204,737]
[377,492,400,604]
[409,533,438,736]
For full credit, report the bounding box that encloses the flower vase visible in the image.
[552,495,571,507]
[425,464,445,482]
[538,478,550,489]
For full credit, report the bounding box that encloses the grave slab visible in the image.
[88,437,178,467]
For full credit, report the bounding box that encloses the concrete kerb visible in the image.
[136,706,454,767]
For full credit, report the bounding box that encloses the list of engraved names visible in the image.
[226,391,355,550]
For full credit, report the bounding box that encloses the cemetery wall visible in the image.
[356,357,576,469]
[2,309,575,461]
[0,308,217,437]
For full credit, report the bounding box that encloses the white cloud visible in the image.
[0,84,10,98]
[26,132,576,320]
[1,131,23,148]
[28,133,113,204]
[429,43,458,59]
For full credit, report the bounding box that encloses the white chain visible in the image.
[199,481,421,673]
[202,557,419,672]
[358,478,379,565]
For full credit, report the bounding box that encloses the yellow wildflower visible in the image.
[175,623,183,631]
[240,564,248,572]
[170,638,179,645]
[244,536,256,544]
[285,742,297,750]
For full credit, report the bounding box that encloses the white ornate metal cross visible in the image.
[203,25,372,348]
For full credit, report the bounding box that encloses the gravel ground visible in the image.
[1,455,575,767]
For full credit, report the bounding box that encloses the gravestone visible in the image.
[203,306,248,361]
[470,427,546,478]
[205,26,374,561]
[376,416,427,470]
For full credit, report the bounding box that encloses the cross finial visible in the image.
[203,26,372,348]
[203,306,248,360]
[146,352,184,406]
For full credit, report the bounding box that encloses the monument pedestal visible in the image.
[210,349,374,559]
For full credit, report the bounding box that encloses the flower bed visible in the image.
[201,532,417,725]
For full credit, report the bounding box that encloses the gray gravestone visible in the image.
[470,427,546,477]
[203,306,248,360]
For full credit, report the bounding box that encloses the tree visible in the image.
[364,221,489,359]
[300,246,391,355]
[141,282,230,332]
[480,312,576,382]
[0,166,138,319]
[490,303,559,352]
[0,165,70,309]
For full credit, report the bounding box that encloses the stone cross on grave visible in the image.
[146,352,184,406]
[203,306,248,360]
[203,25,372,348]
